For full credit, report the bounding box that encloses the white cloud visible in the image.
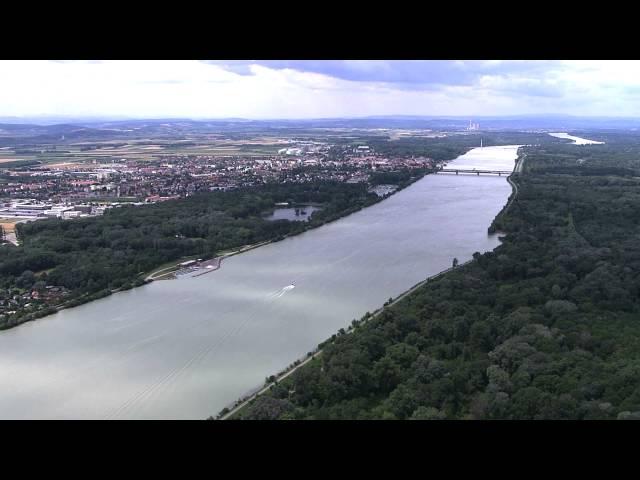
[1,60,640,119]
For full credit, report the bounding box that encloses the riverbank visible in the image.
[488,148,525,234]
[0,279,148,331]
[146,240,272,281]
[217,259,474,420]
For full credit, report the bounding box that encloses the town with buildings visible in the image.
[0,140,436,245]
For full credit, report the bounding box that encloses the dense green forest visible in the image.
[0,181,386,329]
[237,139,640,420]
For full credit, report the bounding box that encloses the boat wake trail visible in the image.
[269,284,295,298]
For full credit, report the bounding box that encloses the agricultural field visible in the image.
[0,136,297,167]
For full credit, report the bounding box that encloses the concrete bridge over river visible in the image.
[436,168,512,176]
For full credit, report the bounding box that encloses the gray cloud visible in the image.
[204,60,561,89]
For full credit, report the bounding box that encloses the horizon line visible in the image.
[2,113,640,124]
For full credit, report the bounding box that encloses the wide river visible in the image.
[0,145,520,419]
[548,132,605,145]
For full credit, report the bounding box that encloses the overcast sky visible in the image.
[0,60,638,119]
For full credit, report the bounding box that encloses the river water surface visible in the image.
[548,132,604,145]
[0,145,521,419]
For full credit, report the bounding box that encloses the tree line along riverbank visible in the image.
[232,139,640,420]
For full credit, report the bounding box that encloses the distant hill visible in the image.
[1,115,640,139]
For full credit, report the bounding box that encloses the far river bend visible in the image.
[0,145,521,419]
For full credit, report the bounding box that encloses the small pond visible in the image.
[264,205,321,222]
